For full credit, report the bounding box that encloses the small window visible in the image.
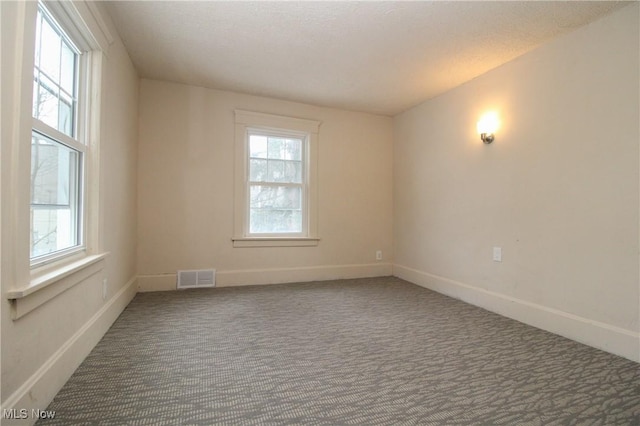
[234,111,320,247]
[30,3,85,264]
[248,130,305,235]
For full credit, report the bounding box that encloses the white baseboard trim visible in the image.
[138,263,393,292]
[393,264,640,363]
[218,263,393,287]
[1,276,137,425]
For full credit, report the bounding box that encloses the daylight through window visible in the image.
[233,110,319,246]
[30,3,84,263]
[248,131,305,234]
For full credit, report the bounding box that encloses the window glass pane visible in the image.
[30,132,81,258]
[284,138,302,160]
[267,137,285,159]
[249,135,268,158]
[39,16,61,82]
[250,209,302,234]
[284,161,302,183]
[249,185,302,233]
[250,185,301,209]
[267,159,285,182]
[249,158,267,182]
[58,97,73,136]
[266,159,301,183]
[33,6,78,138]
[36,81,59,130]
[60,43,75,95]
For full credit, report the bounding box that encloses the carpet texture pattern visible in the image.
[41,277,639,425]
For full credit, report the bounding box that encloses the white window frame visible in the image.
[246,127,307,237]
[233,110,320,248]
[27,1,107,274]
[4,0,112,318]
[30,2,87,267]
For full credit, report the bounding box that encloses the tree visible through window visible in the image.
[30,3,83,262]
[233,110,319,246]
[248,132,304,234]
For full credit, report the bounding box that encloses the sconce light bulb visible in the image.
[478,112,499,144]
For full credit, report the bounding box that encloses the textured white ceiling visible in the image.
[104,1,630,116]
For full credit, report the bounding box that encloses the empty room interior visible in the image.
[2,0,639,424]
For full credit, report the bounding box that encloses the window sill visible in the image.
[7,253,109,319]
[232,237,320,248]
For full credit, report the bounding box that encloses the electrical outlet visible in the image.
[493,247,502,262]
[376,250,383,261]
[102,278,108,300]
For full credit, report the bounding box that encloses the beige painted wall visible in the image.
[1,1,139,413]
[137,81,393,288]
[1,2,636,417]
[393,4,639,360]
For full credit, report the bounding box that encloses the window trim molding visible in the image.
[9,252,108,300]
[231,237,320,248]
[3,0,108,316]
[43,0,113,53]
[29,2,88,266]
[233,110,321,247]
[28,1,105,268]
[8,252,109,319]
[246,126,308,237]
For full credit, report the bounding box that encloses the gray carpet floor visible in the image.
[41,277,639,425]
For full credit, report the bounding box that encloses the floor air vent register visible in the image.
[177,269,216,289]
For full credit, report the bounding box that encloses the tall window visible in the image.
[30,3,84,263]
[234,110,320,247]
[248,130,305,235]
